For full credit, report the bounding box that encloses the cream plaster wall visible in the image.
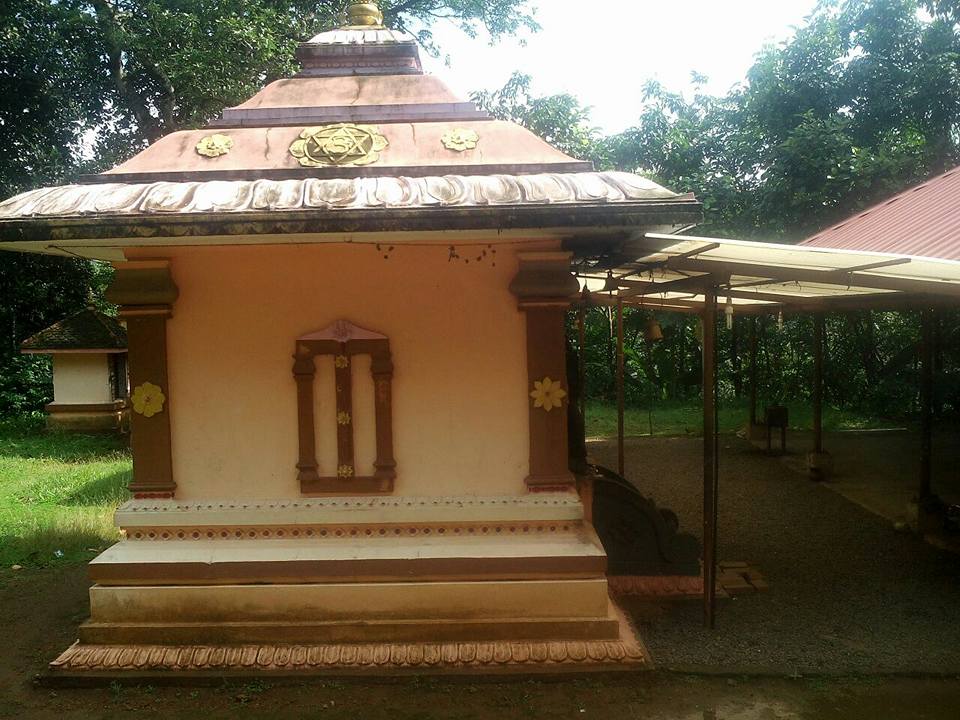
[133,242,541,500]
[52,354,113,405]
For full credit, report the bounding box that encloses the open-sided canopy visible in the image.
[577,233,960,313]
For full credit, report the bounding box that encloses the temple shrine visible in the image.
[0,2,706,676]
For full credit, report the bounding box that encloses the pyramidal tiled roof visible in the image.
[21,309,127,352]
[0,1,702,251]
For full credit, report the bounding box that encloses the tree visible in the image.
[609,0,960,239]
[471,72,606,163]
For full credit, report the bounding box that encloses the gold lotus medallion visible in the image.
[131,382,166,418]
[530,377,567,413]
[195,134,234,158]
[442,128,480,152]
[290,124,389,167]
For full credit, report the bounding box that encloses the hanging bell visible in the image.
[777,310,785,331]
[725,296,734,330]
[645,316,664,343]
[602,271,619,293]
[579,284,595,309]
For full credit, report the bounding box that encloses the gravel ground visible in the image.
[589,434,960,675]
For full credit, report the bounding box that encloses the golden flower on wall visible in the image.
[441,128,479,152]
[334,355,351,369]
[131,382,166,418]
[289,124,389,167]
[195,134,234,158]
[337,411,352,426]
[530,377,567,413]
[337,464,355,478]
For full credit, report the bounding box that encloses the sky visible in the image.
[419,0,820,133]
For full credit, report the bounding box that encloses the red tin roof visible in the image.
[802,166,960,260]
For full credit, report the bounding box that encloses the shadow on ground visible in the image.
[589,432,960,674]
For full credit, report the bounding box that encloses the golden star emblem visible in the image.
[289,124,389,167]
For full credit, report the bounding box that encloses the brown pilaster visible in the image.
[106,261,179,498]
[371,348,397,485]
[293,350,320,486]
[510,252,580,490]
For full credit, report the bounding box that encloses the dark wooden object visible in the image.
[590,465,701,577]
[765,405,789,453]
[920,308,934,500]
[813,314,824,455]
[616,298,625,477]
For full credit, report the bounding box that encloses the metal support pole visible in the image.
[749,317,758,428]
[616,298,625,477]
[920,308,934,500]
[813,314,824,456]
[577,308,587,422]
[702,290,718,629]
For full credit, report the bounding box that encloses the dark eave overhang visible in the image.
[0,199,703,246]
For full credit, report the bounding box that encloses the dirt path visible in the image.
[0,565,958,720]
[588,433,960,674]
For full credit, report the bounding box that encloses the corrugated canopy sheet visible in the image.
[801,166,960,261]
[578,233,960,313]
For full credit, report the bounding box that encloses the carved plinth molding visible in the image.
[49,603,649,677]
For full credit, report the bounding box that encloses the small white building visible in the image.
[21,308,128,431]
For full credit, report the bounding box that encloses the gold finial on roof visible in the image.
[347,1,384,27]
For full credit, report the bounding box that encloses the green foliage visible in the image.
[471,72,607,162]
[573,306,960,422]
[0,253,103,415]
[0,416,130,567]
[606,0,960,239]
[1,0,537,167]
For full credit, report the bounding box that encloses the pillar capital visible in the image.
[106,260,179,313]
[509,252,579,309]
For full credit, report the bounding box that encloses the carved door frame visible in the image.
[293,320,396,494]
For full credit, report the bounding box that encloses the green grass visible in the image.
[0,415,131,569]
[585,399,896,439]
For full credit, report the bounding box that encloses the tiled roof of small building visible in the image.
[21,308,127,352]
